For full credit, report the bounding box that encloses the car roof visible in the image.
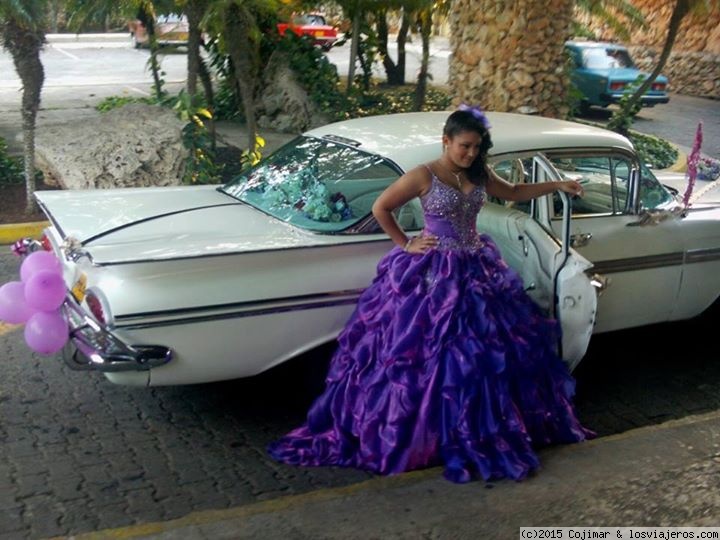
[304,111,634,172]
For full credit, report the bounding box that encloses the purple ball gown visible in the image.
[268,170,594,483]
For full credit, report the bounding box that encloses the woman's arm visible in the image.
[485,166,584,202]
[372,167,437,253]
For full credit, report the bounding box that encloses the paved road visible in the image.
[1,250,719,538]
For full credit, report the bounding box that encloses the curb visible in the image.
[666,143,688,173]
[0,221,49,245]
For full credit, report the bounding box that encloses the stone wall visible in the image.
[449,0,575,118]
[578,0,720,98]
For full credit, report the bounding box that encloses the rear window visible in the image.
[582,48,635,69]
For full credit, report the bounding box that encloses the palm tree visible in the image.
[575,0,646,41]
[0,0,47,213]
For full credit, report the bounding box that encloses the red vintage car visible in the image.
[277,13,338,50]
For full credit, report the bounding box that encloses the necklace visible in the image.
[439,161,463,189]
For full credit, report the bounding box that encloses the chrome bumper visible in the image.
[62,293,172,372]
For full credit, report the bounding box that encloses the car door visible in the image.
[482,154,597,370]
[540,151,684,333]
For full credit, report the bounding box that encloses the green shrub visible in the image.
[0,137,24,185]
[343,85,452,119]
[276,33,345,118]
[627,131,678,169]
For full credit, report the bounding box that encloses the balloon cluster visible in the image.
[0,251,69,355]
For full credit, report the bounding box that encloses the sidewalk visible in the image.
[64,410,720,539]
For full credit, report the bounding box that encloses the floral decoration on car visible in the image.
[253,168,353,222]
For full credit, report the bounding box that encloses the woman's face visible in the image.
[443,130,483,169]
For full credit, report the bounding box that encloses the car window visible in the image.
[582,48,635,69]
[293,14,326,26]
[547,155,632,217]
[638,163,676,210]
[221,136,400,233]
[157,14,185,24]
[489,157,535,215]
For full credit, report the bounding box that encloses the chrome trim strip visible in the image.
[592,252,684,274]
[115,288,366,329]
[89,238,391,267]
[686,247,720,264]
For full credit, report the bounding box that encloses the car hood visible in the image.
[35,186,327,264]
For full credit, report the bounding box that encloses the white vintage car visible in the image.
[30,112,720,386]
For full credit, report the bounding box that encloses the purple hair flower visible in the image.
[458,103,491,129]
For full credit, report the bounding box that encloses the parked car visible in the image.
[128,13,189,49]
[277,13,338,50]
[565,40,670,113]
[27,112,720,387]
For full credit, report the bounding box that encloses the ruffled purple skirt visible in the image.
[268,235,594,483]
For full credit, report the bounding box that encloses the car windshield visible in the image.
[220,136,401,233]
[582,48,635,69]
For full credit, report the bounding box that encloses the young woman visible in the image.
[268,107,594,483]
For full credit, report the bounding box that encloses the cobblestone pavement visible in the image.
[1,251,719,539]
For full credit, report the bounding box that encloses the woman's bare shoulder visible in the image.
[402,164,433,196]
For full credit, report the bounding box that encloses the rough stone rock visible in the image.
[35,104,186,190]
[257,51,331,134]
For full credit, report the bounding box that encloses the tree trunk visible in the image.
[347,1,361,92]
[395,11,411,86]
[224,4,258,152]
[376,9,406,86]
[413,10,432,111]
[198,56,216,151]
[618,0,690,123]
[138,4,164,100]
[185,0,204,97]
[449,0,574,118]
[3,22,45,213]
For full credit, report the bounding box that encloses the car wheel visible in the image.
[578,100,591,116]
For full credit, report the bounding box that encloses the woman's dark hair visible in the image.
[443,110,493,185]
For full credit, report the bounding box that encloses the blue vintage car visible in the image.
[565,41,670,113]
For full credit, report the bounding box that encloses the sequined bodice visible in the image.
[420,170,486,250]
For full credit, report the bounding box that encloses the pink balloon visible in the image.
[24,310,69,356]
[0,281,36,324]
[20,251,62,283]
[24,270,66,312]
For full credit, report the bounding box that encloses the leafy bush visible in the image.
[0,137,24,185]
[627,131,678,169]
[275,33,345,117]
[342,85,452,119]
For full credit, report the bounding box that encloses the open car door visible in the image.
[479,154,597,370]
